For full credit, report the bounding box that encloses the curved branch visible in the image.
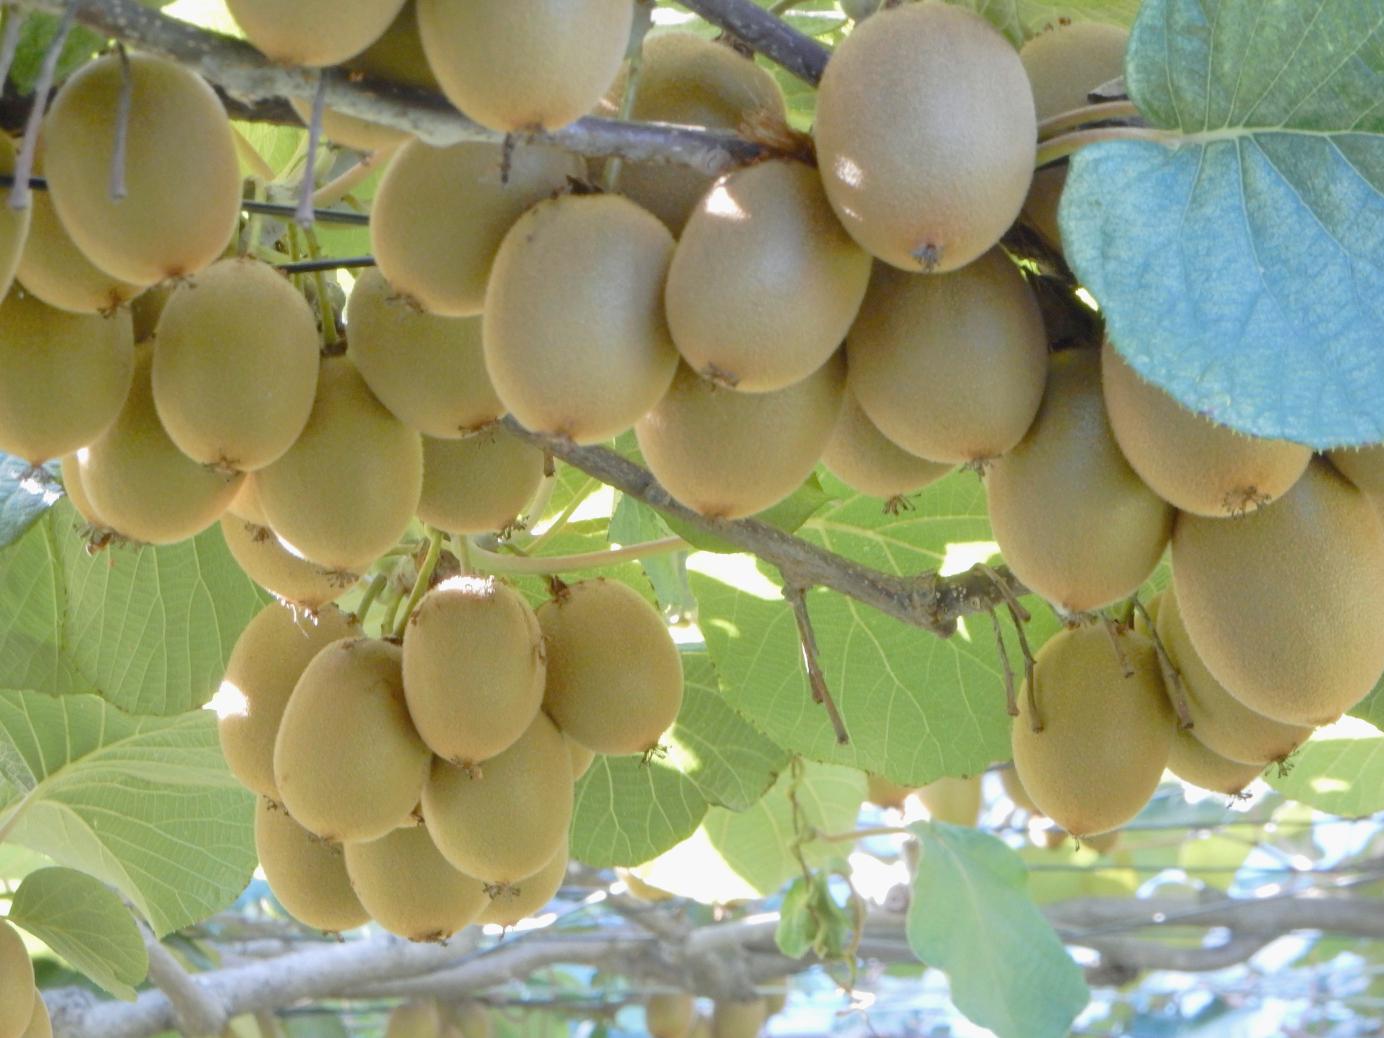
[676,0,831,84]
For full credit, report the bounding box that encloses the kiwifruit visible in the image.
[130,283,173,344]
[567,740,597,781]
[606,32,787,234]
[256,356,423,572]
[226,477,269,527]
[865,774,914,811]
[417,0,633,132]
[221,517,360,610]
[538,578,684,756]
[1012,624,1173,837]
[646,993,696,1038]
[1329,444,1384,495]
[78,345,244,545]
[19,997,48,1038]
[916,775,982,827]
[999,765,1042,815]
[1172,460,1384,726]
[417,427,546,535]
[484,193,679,444]
[346,269,503,438]
[636,356,846,519]
[711,998,767,1038]
[371,139,582,317]
[813,3,1036,272]
[1154,585,1312,764]
[449,1004,491,1038]
[1020,167,1068,254]
[1101,342,1310,516]
[402,576,545,766]
[227,0,406,66]
[0,135,33,302]
[343,824,489,941]
[1166,727,1264,796]
[846,249,1047,463]
[823,390,953,501]
[763,981,788,1017]
[478,842,568,926]
[274,638,431,843]
[60,454,107,529]
[0,287,134,463]
[384,1001,442,1038]
[152,258,320,471]
[287,3,438,151]
[664,159,871,392]
[42,52,240,285]
[422,711,574,884]
[253,797,369,933]
[985,349,1174,612]
[1081,829,1121,854]
[0,918,34,1038]
[217,602,360,800]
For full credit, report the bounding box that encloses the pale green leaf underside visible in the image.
[1266,731,1384,816]
[570,753,706,868]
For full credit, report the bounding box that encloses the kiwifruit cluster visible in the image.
[218,571,682,937]
[381,997,493,1038]
[0,918,49,1038]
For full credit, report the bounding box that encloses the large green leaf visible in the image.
[1062,0,1384,447]
[1266,720,1384,816]
[0,692,256,936]
[9,867,148,1001]
[908,823,1089,1038]
[955,0,1142,42]
[569,753,707,868]
[0,513,93,695]
[1350,676,1384,733]
[691,470,1057,783]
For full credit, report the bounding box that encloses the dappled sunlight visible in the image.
[702,183,748,223]
[833,154,865,189]
[627,827,760,905]
[686,550,783,601]
[207,680,249,721]
[939,540,1000,577]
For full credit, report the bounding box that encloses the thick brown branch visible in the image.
[676,0,831,84]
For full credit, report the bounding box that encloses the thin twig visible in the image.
[394,526,444,638]
[1101,614,1135,677]
[783,583,849,745]
[1037,99,1143,141]
[108,43,132,199]
[977,563,1030,623]
[1131,596,1193,729]
[8,0,72,211]
[296,72,326,228]
[470,536,688,576]
[989,610,1018,717]
[676,0,831,84]
[601,0,654,193]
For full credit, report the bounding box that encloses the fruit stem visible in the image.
[108,44,132,200]
[816,825,909,843]
[1037,100,1143,142]
[394,526,444,638]
[352,572,388,624]
[296,72,327,228]
[1034,125,1168,169]
[784,582,850,745]
[989,610,1019,717]
[454,534,476,575]
[301,226,340,348]
[1131,596,1195,729]
[312,142,399,210]
[7,0,72,212]
[525,477,599,554]
[378,589,404,638]
[470,536,688,576]
[601,0,656,193]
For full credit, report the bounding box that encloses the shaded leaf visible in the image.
[661,474,838,554]
[570,752,707,868]
[0,511,93,695]
[1267,720,1384,816]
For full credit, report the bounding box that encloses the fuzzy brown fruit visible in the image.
[19,998,49,1038]
[0,135,33,301]
[227,0,405,65]
[711,999,767,1038]
[1166,728,1264,797]
[0,918,35,1038]
[646,993,696,1038]
[485,193,679,444]
[254,798,369,933]
[220,518,360,610]
[539,579,684,756]
[813,3,1036,272]
[217,602,360,800]
[274,638,431,843]
[60,454,107,529]
[1329,444,1384,495]
[478,843,569,926]
[865,774,914,811]
[1172,460,1384,727]
[847,249,1047,463]
[1012,624,1173,837]
[636,356,845,519]
[916,775,982,827]
[985,349,1173,612]
[417,427,547,536]
[822,390,953,501]
[344,824,488,941]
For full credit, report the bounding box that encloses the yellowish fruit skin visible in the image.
[417,0,633,132]
[79,345,244,545]
[813,4,1036,273]
[402,576,546,766]
[985,349,1174,612]
[254,797,369,933]
[1172,459,1384,726]
[43,53,240,285]
[1329,444,1384,495]
[822,390,953,500]
[0,918,35,1038]
[646,992,696,1038]
[344,824,489,941]
[1021,166,1067,254]
[665,160,871,392]
[847,249,1047,463]
[256,356,424,572]
[1166,727,1265,796]
[711,998,767,1038]
[568,739,596,780]
[610,32,786,234]
[417,427,546,536]
[0,135,31,301]
[347,269,503,438]
[865,774,914,811]
[478,842,568,926]
[60,454,107,528]
[221,518,360,609]
[1154,585,1313,765]
[217,602,360,800]
[18,997,49,1038]
[0,288,134,464]
[1000,765,1042,815]
[1021,22,1129,123]
[130,282,173,343]
[916,775,982,827]
[371,139,583,318]
[449,1004,492,1038]
[1081,829,1121,854]
[539,578,684,756]
[1101,342,1310,517]
[1012,624,1174,837]
[384,1001,442,1038]
[484,193,679,444]
[274,638,431,843]
[226,477,269,527]
[636,355,846,519]
[152,258,320,471]
[227,0,406,66]
[422,711,574,884]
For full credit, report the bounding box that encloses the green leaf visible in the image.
[774,871,854,960]
[662,474,837,554]
[775,875,818,959]
[1266,720,1384,816]
[0,457,60,551]
[609,495,692,616]
[8,867,148,1001]
[570,753,708,868]
[2,12,106,94]
[1350,675,1384,733]
[1062,0,1384,447]
[907,823,1089,1038]
[0,692,256,936]
[953,0,1142,42]
[0,511,94,695]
